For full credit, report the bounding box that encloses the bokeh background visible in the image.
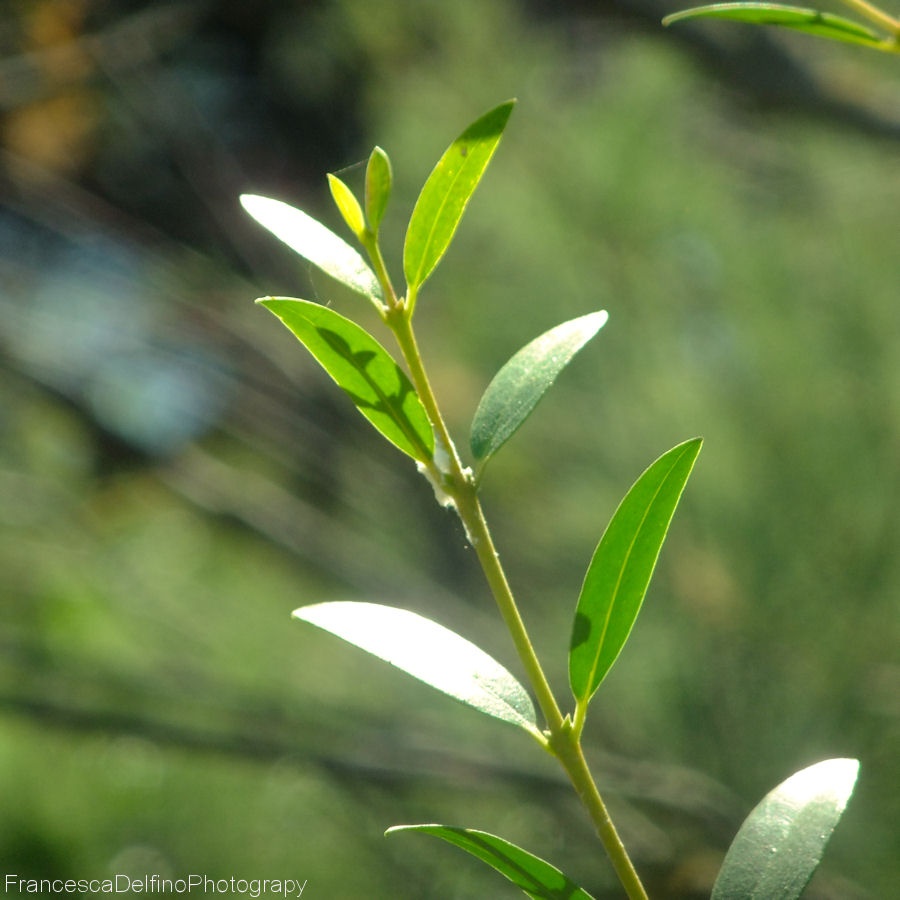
[1,1,898,898]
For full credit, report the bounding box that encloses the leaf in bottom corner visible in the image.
[711,758,860,900]
[386,825,596,900]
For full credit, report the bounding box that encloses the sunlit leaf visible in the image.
[385,825,596,900]
[365,146,392,233]
[570,438,702,705]
[470,311,608,468]
[293,602,539,735]
[327,173,366,238]
[712,758,860,900]
[404,100,515,298]
[662,3,885,48]
[258,298,433,462]
[240,194,383,306]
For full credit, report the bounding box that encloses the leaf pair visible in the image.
[663,3,891,50]
[327,145,393,241]
[386,758,859,900]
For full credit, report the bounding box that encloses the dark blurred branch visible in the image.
[0,680,739,835]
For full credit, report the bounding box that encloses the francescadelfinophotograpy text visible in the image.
[4,875,308,898]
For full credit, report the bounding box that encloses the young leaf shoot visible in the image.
[365,146,393,233]
[327,173,367,239]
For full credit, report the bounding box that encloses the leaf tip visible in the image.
[239,193,269,217]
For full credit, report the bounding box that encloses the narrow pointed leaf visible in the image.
[258,298,433,462]
[470,311,608,466]
[365,146,392,232]
[386,826,596,900]
[327,173,367,238]
[662,4,884,48]
[240,194,383,304]
[404,100,515,295]
[293,602,539,735]
[712,758,860,900]
[570,438,702,704]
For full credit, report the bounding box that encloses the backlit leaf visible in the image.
[662,3,885,48]
[570,438,702,705]
[327,173,366,238]
[293,602,539,735]
[365,146,392,233]
[404,100,515,298]
[712,758,860,900]
[258,298,433,462]
[470,311,608,468]
[385,826,596,900]
[240,194,383,306]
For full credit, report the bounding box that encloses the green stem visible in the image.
[552,731,651,900]
[387,304,649,899]
[837,0,900,33]
[361,230,401,312]
[453,483,566,735]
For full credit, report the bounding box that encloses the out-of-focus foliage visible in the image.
[1,1,898,898]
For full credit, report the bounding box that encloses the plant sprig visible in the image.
[663,0,900,51]
[241,101,858,900]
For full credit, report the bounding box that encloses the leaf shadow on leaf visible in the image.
[316,326,429,456]
[570,612,591,652]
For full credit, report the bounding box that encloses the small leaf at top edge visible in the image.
[569,438,702,705]
[403,100,515,296]
[365,146,393,232]
[711,758,860,900]
[386,826,597,900]
[293,601,539,735]
[470,311,608,467]
[662,3,884,47]
[258,298,433,462]
[240,194,382,305]
[327,173,367,238]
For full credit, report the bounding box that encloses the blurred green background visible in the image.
[1,1,898,898]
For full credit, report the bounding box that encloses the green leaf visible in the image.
[293,602,539,736]
[327,173,367,238]
[365,146,392,233]
[470,311,608,467]
[570,438,702,705]
[404,100,515,298]
[258,298,433,462]
[240,194,383,306]
[385,826,596,900]
[712,758,860,900]
[662,3,885,48]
